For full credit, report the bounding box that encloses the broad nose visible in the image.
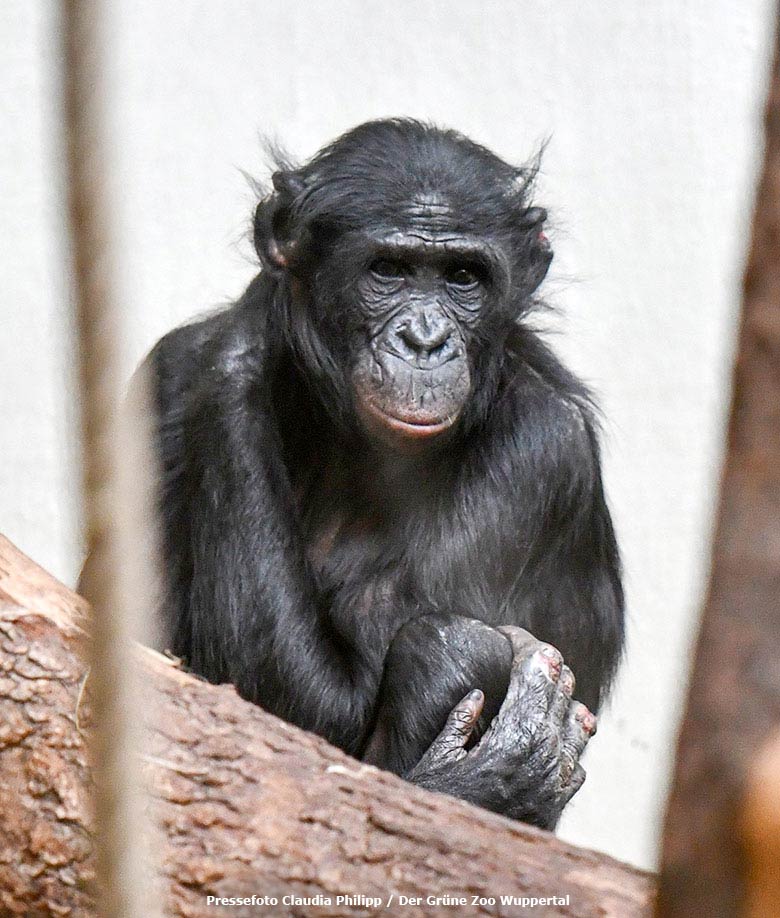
[398,311,454,359]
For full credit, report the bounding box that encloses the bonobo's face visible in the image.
[253,121,553,448]
[350,199,501,449]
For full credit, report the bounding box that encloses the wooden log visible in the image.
[656,15,780,918]
[0,535,654,917]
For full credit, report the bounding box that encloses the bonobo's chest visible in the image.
[291,447,529,632]
[299,495,522,633]
[302,505,405,600]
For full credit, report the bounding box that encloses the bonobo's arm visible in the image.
[406,627,597,830]
[362,615,513,774]
[149,311,380,754]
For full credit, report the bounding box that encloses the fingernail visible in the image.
[468,689,484,702]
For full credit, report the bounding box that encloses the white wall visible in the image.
[1,0,774,869]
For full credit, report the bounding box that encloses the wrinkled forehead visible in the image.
[360,192,510,276]
[304,151,519,241]
[385,190,506,240]
[402,193,458,231]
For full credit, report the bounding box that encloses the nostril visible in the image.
[424,335,451,361]
[399,324,452,355]
[398,327,422,353]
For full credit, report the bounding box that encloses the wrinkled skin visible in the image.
[406,628,596,828]
[351,234,475,441]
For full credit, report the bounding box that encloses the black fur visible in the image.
[145,119,624,828]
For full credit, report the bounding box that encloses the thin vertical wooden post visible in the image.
[61,3,159,916]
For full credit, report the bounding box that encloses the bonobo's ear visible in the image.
[253,171,306,274]
[519,206,553,293]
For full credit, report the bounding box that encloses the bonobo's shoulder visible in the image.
[147,308,227,377]
[507,333,597,438]
[524,372,599,475]
[544,386,593,445]
[145,276,269,404]
[493,336,603,493]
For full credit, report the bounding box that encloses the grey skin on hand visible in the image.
[406,626,597,830]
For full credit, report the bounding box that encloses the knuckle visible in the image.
[451,707,472,725]
[574,704,597,735]
[559,751,577,785]
[560,767,586,803]
[453,722,472,740]
[520,720,548,751]
[538,642,563,667]
[498,626,536,658]
[570,763,586,790]
[438,738,460,757]
[498,625,523,637]
[530,645,563,679]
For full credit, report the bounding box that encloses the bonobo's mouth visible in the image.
[352,345,470,448]
[357,395,459,440]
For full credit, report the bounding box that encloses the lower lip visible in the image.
[361,400,457,439]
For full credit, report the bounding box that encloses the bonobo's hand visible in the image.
[405,627,597,829]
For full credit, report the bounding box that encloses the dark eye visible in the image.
[369,258,407,280]
[445,266,480,288]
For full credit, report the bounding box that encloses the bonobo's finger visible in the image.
[427,689,485,762]
[549,665,576,726]
[499,626,564,682]
[563,763,587,801]
[506,650,563,716]
[496,625,540,660]
[560,702,597,783]
[497,627,564,716]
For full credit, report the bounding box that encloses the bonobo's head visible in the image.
[253,119,552,450]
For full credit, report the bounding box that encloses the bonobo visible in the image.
[145,119,623,829]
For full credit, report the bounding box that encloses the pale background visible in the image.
[1,1,775,869]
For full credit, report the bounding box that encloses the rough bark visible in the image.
[0,534,654,917]
[656,16,780,918]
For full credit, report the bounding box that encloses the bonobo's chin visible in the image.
[355,392,462,452]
